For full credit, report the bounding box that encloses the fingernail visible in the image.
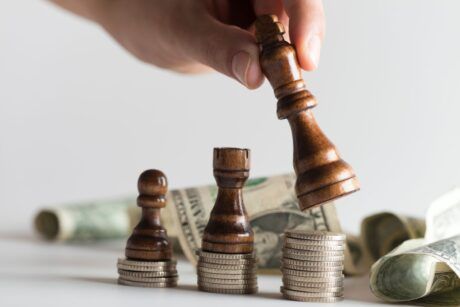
[308,35,321,68]
[232,51,251,87]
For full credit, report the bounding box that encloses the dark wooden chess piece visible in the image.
[202,148,254,254]
[125,169,172,261]
[255,15,360,211]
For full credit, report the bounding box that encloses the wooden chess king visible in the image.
[255,15,360,211]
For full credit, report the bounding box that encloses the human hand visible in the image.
[53,0,325,89]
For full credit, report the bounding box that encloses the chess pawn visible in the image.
[202,148,254,254]
[255,15,360,211]
[125,169,172,261]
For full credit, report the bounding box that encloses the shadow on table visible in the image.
[0,272,116,286]
[0,231,126,253]
[256,291,282,300]
[68,276,117,285]
[345,276,395,305]
[0,231,37,242]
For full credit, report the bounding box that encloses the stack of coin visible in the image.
[196,249,258,294]
[281,230,346,303]
[117,258,178,288]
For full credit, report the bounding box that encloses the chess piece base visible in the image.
[125,248,172,261]
[202,241,254,254]
[298,176,360,211]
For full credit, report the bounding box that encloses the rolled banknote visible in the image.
[370,187,460,304]
[34,173,365,274]
[361,212,425,264]
[370,237,460,304]
[34,197,139,241]
[425,187,460,243]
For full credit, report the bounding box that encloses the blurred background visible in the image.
[1,0,460,235]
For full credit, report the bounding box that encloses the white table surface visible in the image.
[0,234,416,307]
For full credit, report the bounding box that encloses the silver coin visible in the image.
[281,263,344,272]
[197,266,257,275]
[283,284,343,293]
[198,256,257,266]
[282,275,344,283]
[197,277,257,285]
[197,272,256,280]
[282,269,343,277]
[197,261,255,271]
[283,248,344,258]
[282,279,343,288]
[285,230,346,241]
[282,258,343,267]
[283,242,345,252]
[198,285,258,294]
[196,250,256,260]
[282,293,344,303]
[284,237,345,247]
[117,263,176,272]
[198,281,258,290]
[280,286,343,298]
[118,269,177,278]
[118,275,178,283]
[118,278,177,288]
[117,258,177,267]
[283,246,344,254]
[283,251,345,262]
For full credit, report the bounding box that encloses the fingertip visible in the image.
[246,57,265,89]
[231,50,264,89]
[297,34,322,71]
[282,0,325,70]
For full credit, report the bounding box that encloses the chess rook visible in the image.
[125,169,172,260]
[202,148,254,254]
[117,169,177,288]
[255,15,359,211]
[197,148,258,294]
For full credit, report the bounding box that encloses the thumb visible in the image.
[181,16,264,89]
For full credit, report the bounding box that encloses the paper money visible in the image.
[370,188,460,304]
[361,212,425,263]
[34,197,139,241]
[425,187,460,243]
[34,173,364,273]
[165,174,356,273]
[370,237,460,304]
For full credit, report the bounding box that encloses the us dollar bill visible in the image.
[165,174,350,273]
[425,187,460,243]
[370,237,460,305]
[34,197,139,241]
[370,188,460,304]
[34,173,365,274]
[361,212,425,264]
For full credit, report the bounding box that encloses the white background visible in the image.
[1,1,458,307]
[2,0,460,236]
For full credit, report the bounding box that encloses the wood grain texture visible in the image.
[125,169,172,261]
[202,148,254,254]
[255,15,360,211]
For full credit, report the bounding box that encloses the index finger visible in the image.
[283,0,325,70]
